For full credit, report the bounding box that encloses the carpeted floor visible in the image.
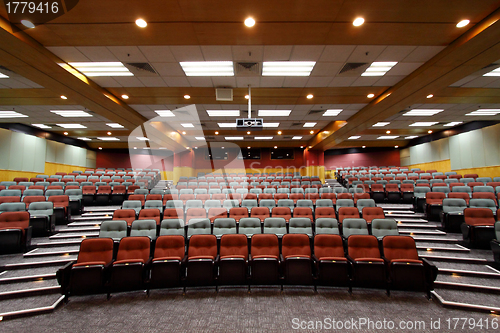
[1,287,498,332]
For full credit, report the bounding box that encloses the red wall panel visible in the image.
[96,151,174,171]
[324,151,400,169]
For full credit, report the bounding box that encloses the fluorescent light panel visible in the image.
[409,122,439,126]
[136,137,149,141]
[106,123,124,128]
[180,61,234,76]
[303,122,316,127]
[68,62,133,77]
[262,61,316,76]
[218,123,236,128]
[372,122,390,127]
[51,110,92,117]
[443,121,463,127]
[32,124,51,129]
[225,137,244,140]
[404,109,444,116]
[78,137,92,141]
[195,137,206,141]
[466,109,500,116]
[348,136,361,139]
[254,137,273,140]
[323,109,342,116]
[292,136,302,140]
[258,110,291,117]
[0,111,28,118]
[57,124,87,129]
[377,136,399,139]
[155,110,175,117]
[483,67,500,76]
[0,72,9,78]
[405,136,418,139]
[207,110,240,117]
[97,137,120,141]
[262,123,280,127]
[181,123,194,128]
[361,61,397,76]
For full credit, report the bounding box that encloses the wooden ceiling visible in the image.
[0,0,499,150]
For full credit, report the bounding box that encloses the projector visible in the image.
[236,118,263,130]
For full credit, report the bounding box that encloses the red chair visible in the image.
[250,234,280,287]
[217,234,248,286]
[138,208,161,225]
[149,235,186,290]
[113,209,137,226]
[162,208,184,221]
[347,235,387,291]
[229,207,249,222]
[208,207,228,223]
[338,207,360,225]
[361,207,385,224]
[281,234,313,286]
[185,234,217,289]
[271,207,292,222]
[0,211,31,252]
[313,234,350,289]
[250,207,270,222]
[315,207,336,220]
[462,208,496,248]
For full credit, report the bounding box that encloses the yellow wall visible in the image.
[406,159,500,178]
[0,162,88,182]
[173,166,195,183]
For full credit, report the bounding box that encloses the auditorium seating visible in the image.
[462,208,496,248]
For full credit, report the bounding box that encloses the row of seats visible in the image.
[56,234,437,297]
[101,216,399,239]
[425,193,498,222]
[441,198,500,232]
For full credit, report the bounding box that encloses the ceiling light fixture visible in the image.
[182,131,186,135]
[456,19,470,28]
[443,121,463,127]
[254,137,273,140]
[225,137,244,140]
[367,93,375,98]
[155,110,175,117]
[68,62,133,77]
[372,122,390,127]
[195,137,205,140]
[0,111,28,118]
[181,123,194,128]
[274,146,278,149]
[51,110,92,117]
[32,124,51,129]
[218,123,237,128]
[409,122,439,126]
[292,136,302,140]
[466,109,500,116]
[310,130,314,134]
[135,19,147,28]
[394,145,399,148]
[277,131,282,135]
[353,17,365,26]
[247,131,251,135]
[404,135,418,139]
[245,95,249,99]
[21,20,35,28]
[404,109,444,116]
[263,123,280,128]
[63,132,68,135]
[183,94,191,99]
[362,146,366,148]
[244,17,255,27]
[180,61,234,76]
[121,94,129,99]
[306,94,314,99]
[377,136,399,139]
[207,110,240,117]
[386,130,391,134]
[97,137,120,141]
[78,137,91,141]
[323,109,343,116]
[56,124,87,129]
[361,62,397,76]
[106,123,124,128]
[426,94,434,98]
[258,110,291,117]
[0,72,9,79]
[60,95,67,99]
[428,130,433,133]
[215,131,219,135]
[348,136,361,140]
[303,122,316,128]
[98,147,102,150]
[107,131,112,135]
[483,67,500,76]
[262,61,316,76]
[136,137,149,141]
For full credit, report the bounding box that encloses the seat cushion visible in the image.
[252,254,278,259]
[318,256,347,262]
[152,256,182,262]
[73,261,106,267]
[390,259,422,264]
[113,259,144,265]
[354,258,384,263]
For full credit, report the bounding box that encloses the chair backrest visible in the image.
[76,238,114,265]
[186,218,211,237]
[28,201,54,214]
[220,234,248,259]
[464,208,495,226]
[335,199,354,212]
[315,218,339,234]
[315,199,333,208]
[0,202,27,212]
[342,218,369,237]
[153,235,185,260]
[238,217,261,236]
[213,218,237,237]
[425,192,446,204]
[314,234,345,259]
[99,220,128,240]
[188,234,217,259]
[159,219,185,236]
[347,235,381,260]
[288,217,312,236]
[282,234,310,258]
[371,219,399,239]
[356,198,375,211]
[442,198,467,213]
[382,236,419,262]
[263,217,287,236]
[338,207,360,224]
[116,236,151,263]
[361,207,385,223]
[469,198,497,212]
[130,219,157,239]
[251,234,279,258]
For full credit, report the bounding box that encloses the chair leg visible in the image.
[348,286,352,295]
[106,293,111,300]
[248,284,251,293]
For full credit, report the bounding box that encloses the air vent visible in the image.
[126,63,158,74]
[308,110,324,115]
[291,122,303,127]
[338,62,368,75]
[204,136,215,140]
[216,88,233,101]
[235,62,260,75]
[283,136,293,140]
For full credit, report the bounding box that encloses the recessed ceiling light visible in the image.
[51,110,92,117]
[361,62,397,76]
[215,131,219,135]
[97,137,120,141]
[245,95,249,99]
[155,110,175,117]
[63,132,68,135]
[483,67,500,76]
[310,130,314,134]
[107,131,112,135]
[98,147,102,150]
[186,147,190,150]
[303,122,316,127]
[353,17,365,26]
[143,147,150,150]
[404,109,444,116]
[181,123,194,128]
[377,136,399,139]
[32,124,51,129]
[56,124,87,129]
[78,137,92,141]
[121,94,129,99]
[362,146,366,148]
[0,72,9,78]
[409,122,439,127]
[262,62,316,76]
[348,136,361,140]
[254,137,273,140]
[258,110,291,117]
[247,146,251,149]
[263,123,280,128]
[394,145,399,148]
[106,123,124,128]
[135,19,147,28]
[373,122,390,127]
[308,146,312,149]
[292,136,302,140]
[274,146,278,149]
[404,135,418,139]
[426,94,434,98]
[225,137,244,140]
[367,93,375,98]
[21,20,35,28]
[306,94,314,99]
[180,61,234,76]
[136,137,149,141]
[322,109,343,117]
[386,130,391,134]
[428,130,433,133]
[207,110,240,117]
[456,19,470,28]
[244,17,255,27]
[277,131,282,135]
[218,123,237,128]
[182,131,186,135]
[183,94,191,99]
[247,131,251,135]
[466,109,500,116]
[60,95,67,99]
[195,137,205,140]
[68,62,133,77]
[300,146,304,148]
[443,121,463,127]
